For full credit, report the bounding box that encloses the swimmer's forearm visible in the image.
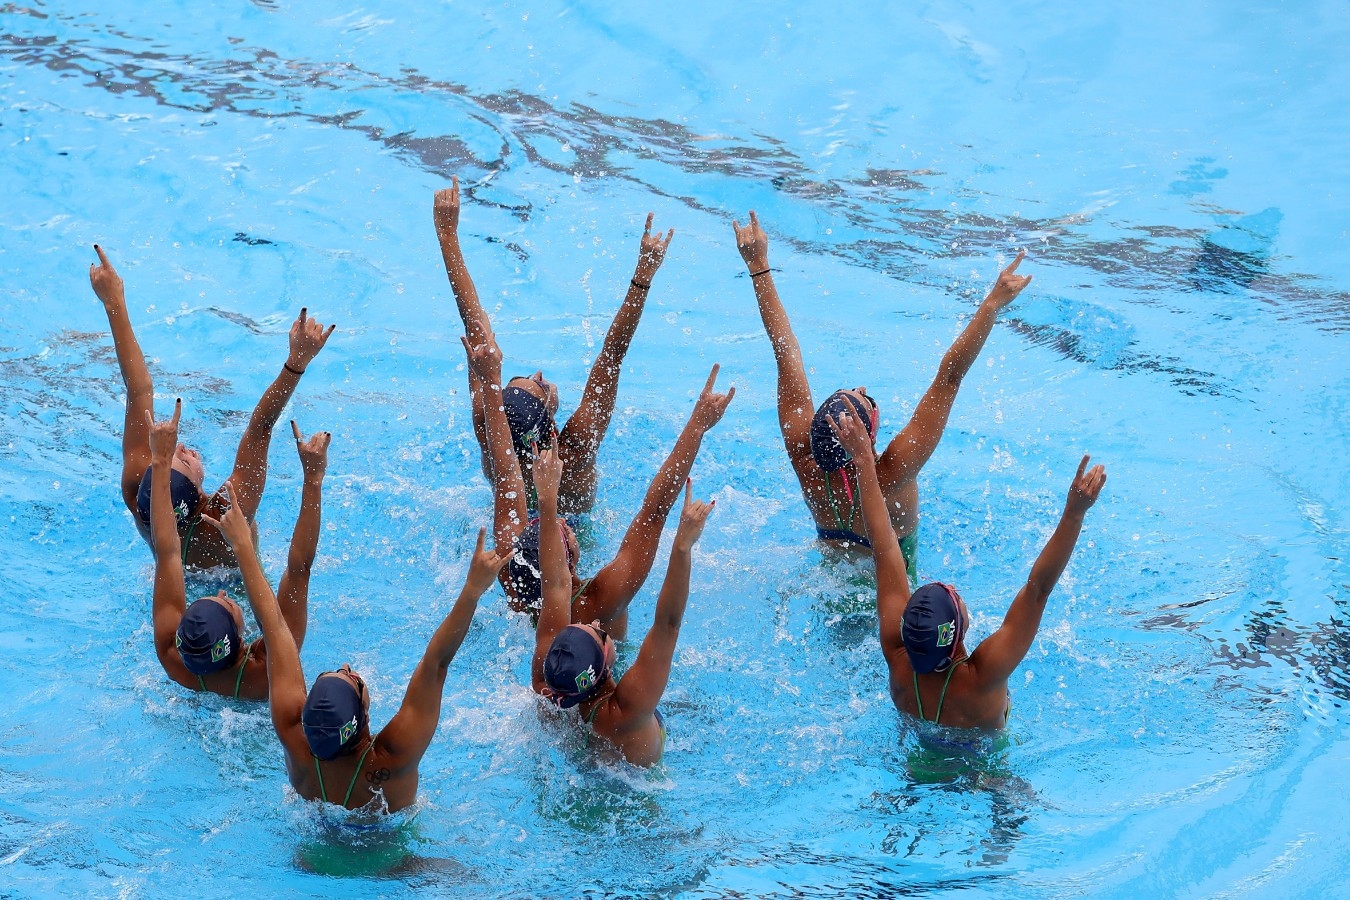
[286,477,324,575]
[426,586,482,670]
[652,545,692,633]
[937,297,1001,387]
[438,233,493,347]
[752,274,805,367]
[148,464,181,560]
[1025,508,1087,601]
[103,300,154,398]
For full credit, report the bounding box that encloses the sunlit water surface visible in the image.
[2,1,1349,896]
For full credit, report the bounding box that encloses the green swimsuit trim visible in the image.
[913,657,965,725]
[195,643,252,699]
[315,743,375,808]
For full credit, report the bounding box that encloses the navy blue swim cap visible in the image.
[502,384,555,457]
[544,625,610,709]
[175,597,242,675]
[902,583,966,674]
[136,466,203,528]
[505,521,544,608]
[809,391,876,472]
[302,674,367,760]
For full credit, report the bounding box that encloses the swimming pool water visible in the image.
[2,1,1349,896]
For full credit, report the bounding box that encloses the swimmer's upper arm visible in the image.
[967,581,1047,685]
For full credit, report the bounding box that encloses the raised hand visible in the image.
[433,176,461,236]
[460,334,502,385]
[633,213,675,284]
[1066,454,1107,515]
[827,406,873,468]
[691,364,736,432]
[292,421,330,481]
[986,251,1032,309]
[673,479,714,552]
[464,526,511,595]
[287,308,336,373]
[200,481,253,550]
[145,399,182,464]
[532,443,563,504]
[89,244,125,308]
[732,210,770,273]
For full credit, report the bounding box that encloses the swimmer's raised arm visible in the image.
[146,401,193,687]
[531,447,570,694]
[611,483,712,722]
[463,335,529,559]
[830,410,911,658]
[877,252,1031,491]
[577,364,733,639]
[434,177,494,351]
[733,212,816,480]
[220,309,334,524]
[557,214,673,510]
[273,422,329,652]
[970,455,1106,684]
[378,528,507,771]
[90,245,154,516]
[202,484,310,764]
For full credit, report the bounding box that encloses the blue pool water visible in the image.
[3,0,1349,896]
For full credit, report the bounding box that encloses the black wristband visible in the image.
[750,268,772,279]
[631,279,651,290]
[284,362,305,376]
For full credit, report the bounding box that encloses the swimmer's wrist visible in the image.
[283,360,306,376]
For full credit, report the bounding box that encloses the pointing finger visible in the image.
[474,526,486,554]
[291,420,303,443]
[749,210,759,229]
[170,397,182,429]
[643,212,654,236]
[1005,250,1026,274]
[94,244,110,267]
[703,363,720,393]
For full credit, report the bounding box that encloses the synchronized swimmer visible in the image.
[92,188,1106,816]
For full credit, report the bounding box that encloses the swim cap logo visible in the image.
[936,621,955,648]
[210,635,232,663]
[173,499,192,520]
[339,716,358,744]
[574,665,597,693]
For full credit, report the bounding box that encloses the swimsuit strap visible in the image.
[823,471,860,532]
[180,517,198,565]
[314,755,328,804]
[571,577,595,605]
[232,642,253,699]
[197,675,206,691]
[342,743,375,808]
[912,657,967,725]
[314,742,375,808]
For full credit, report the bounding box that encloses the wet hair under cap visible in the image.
[809,391,876,472]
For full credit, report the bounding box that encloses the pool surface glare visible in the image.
[2,0,1350,897]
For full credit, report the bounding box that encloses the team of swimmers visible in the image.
[90,184,1106,816]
